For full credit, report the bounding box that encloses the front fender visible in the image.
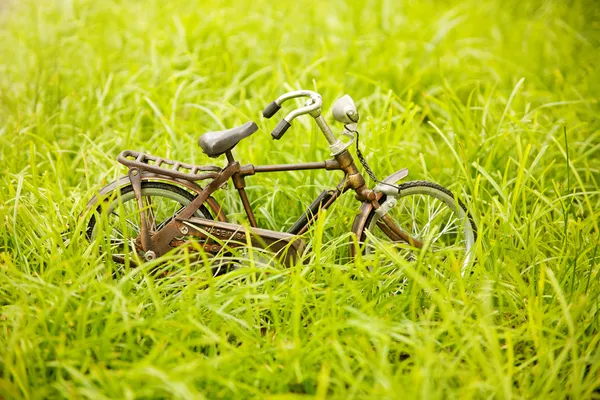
[84,173,227,222]
[350,168,408,256]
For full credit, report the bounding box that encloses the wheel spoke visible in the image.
[108,238,126,247]
[144,196,157,231]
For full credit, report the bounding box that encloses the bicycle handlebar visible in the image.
[271,119,292,140]
[262,101,281,118]
[263,90,323,140]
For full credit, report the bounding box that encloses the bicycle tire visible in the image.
[357,180,477,269]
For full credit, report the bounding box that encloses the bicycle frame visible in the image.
[111,89,423,264]
[118,146,421,265]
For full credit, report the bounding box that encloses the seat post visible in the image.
[225,150,235,164]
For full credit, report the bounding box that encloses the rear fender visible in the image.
[84,172,227,222]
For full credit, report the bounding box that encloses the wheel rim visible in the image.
[365,185,476,270]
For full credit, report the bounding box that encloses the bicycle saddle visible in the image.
[198,121,258,157]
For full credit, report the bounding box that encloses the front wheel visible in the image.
[354,180,477,270]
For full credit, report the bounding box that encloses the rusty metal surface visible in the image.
[169,239,222,254]
[349,168,417,257]
[237,187,257,227]
[149,162,240,256]
[251,160,341,173]
[179,217,306,266]
[333,150,375,202]
[350,168,411,239]
[118,150,221,181]
[378,215,424,249]
[128,168,152,251]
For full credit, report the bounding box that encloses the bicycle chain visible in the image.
[351,128,402,193]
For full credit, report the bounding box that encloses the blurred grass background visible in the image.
[1,0,599,398]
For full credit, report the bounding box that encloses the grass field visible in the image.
[1,0,600,398]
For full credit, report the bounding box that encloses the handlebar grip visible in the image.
[262,101,281,118]
[271,119,291,140]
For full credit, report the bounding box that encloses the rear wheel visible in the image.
[86,182,212,265]
[357,180,477,270]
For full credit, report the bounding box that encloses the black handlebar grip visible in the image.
[271,120,291,140]
[262,101,281,118]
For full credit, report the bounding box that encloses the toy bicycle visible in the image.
[85,90,477,269]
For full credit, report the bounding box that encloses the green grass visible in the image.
[1,0,600,398]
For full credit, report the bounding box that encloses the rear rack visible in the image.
[118,150,222,181]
